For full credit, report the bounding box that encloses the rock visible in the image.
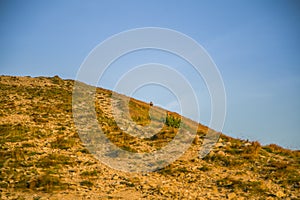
[275,190,285,198]
[208,151,215,156]
[126,126,133,133]
[215,143,224,148]
[112,174,119,180]
[266,197,275,200]
[193,135,199,145]
[217,151,225,156]
[227,192,236,199]
[15,169,21,173]
[76,151,82,156]
[226,142,232,146]
[244,142,252,146]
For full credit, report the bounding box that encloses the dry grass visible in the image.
[0,75,299,198]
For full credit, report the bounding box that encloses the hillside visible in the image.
[0,75,299,199]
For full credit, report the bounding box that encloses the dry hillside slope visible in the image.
[0,75,299,199]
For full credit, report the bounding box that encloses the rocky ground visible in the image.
[0,75,299,199]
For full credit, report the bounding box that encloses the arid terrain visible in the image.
[0,75,299,199]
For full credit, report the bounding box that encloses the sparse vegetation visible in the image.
[80,170,98,176]
[203,153,242,167]
[27,172,66,192]
[51,136,76,150]
[0,75,299,199]
[37,154,73,168]
[129,98,151,126]
[80,180,93,187]
[198,165,210,172]
[216,177,266,195]
[165,114,181,128]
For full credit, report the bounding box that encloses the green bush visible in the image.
[165,115,181,128]
[80,180,93,187]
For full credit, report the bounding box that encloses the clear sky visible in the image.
[1,0,299,149]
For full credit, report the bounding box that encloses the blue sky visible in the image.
[1,0,299,149]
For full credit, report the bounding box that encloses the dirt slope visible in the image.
[0,75,299,199]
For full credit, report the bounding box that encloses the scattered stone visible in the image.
[193,135,200,145]
[244,142,252,146]
[275,190,285,198]
[215,143,224,148]
[0,75,298,199]
[226,142,232,146]
[227,192,236,199]
[208,151,215,156]
[217,151,225,156]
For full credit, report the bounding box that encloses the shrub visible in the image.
[51,136,76,150]
[198,165,210,172]
[165,115,181,128]
[80,170,98,176]
[37,154,72,168]
[203,153,241,167]
[216,177,266,194]
[242,141,261,159]
[263,144,296,157]
[80,180,93,187]
[28,173,64,192]
[0,124,30,143]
